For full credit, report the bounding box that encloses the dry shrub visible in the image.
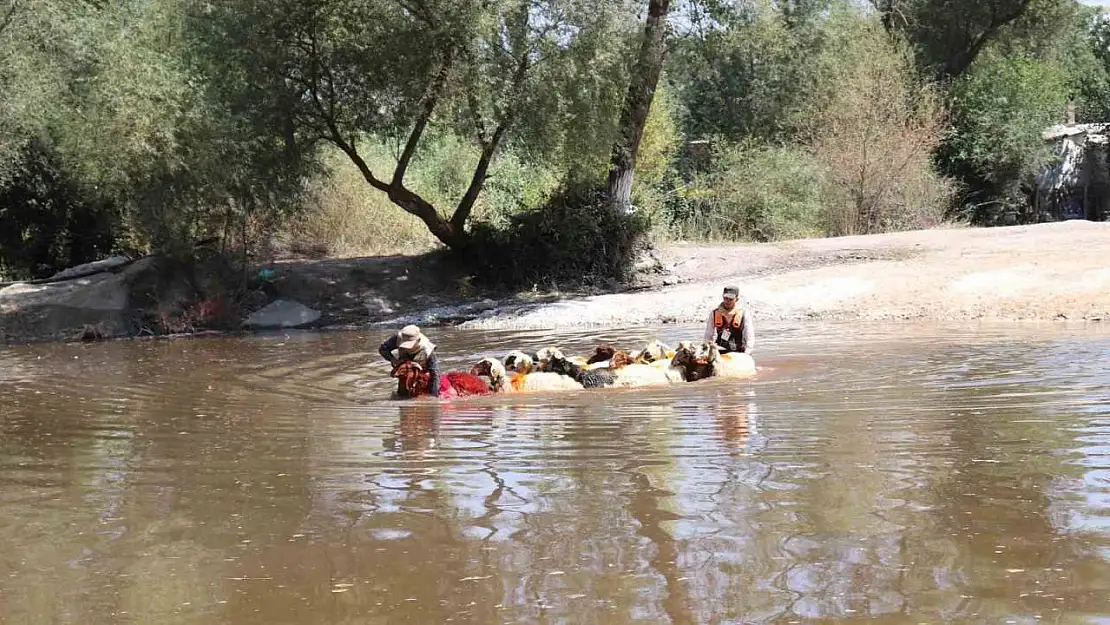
[279,135,563,259]
[675,141,829,242]
[805,20,956,236]
[283,146,438,258]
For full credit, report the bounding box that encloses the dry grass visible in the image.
[281,147,440,259]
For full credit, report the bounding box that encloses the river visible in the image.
[2,321,1109,623]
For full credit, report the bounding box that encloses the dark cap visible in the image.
[722,286,739,298]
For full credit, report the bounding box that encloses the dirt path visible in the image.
[430,221,1110,330]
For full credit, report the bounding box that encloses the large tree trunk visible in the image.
[605,0,672,214]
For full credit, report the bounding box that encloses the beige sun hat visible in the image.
[397,325,423,351]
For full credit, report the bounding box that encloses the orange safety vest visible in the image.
[713,307,743,330]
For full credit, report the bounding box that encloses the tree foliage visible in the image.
[943,51,1070,216]
[805,16,952,235]
[2,0,1110,284]
[187,0,643,249]
[871,0,1063,80]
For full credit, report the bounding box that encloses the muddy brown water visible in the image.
[2,321,1110,624]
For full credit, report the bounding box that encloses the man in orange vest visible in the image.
[703,285,753,354]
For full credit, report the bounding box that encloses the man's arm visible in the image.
[379,335,398,363]
[741,309,754,353]
[426,351,441,397]
[704,310,716,342]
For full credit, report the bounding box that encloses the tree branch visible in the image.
[0,0,17,38]
[943,0,1033,79]
[394,49,455,187]
[467,88,489,146]
[450,47,531,232]
[452,122,508,233]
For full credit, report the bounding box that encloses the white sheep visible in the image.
[471,357,584,392]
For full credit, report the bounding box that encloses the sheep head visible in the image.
[534,346,564,371]
[640,339,673,363]
[502,350,534,373]
[609,350,635,369]
[703,341,721,363]
[392,361,430,397]
[546,356,577,377]
[471,357,507,381]
[670,341,697,366]
[670,341,714,382]
[586,344,617,365]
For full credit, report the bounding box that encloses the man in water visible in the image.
[704,285,754,354]
[379,324,441,396]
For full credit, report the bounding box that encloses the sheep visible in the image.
[543,348,619,388]
[669,340,715,382]
[609,360,686,386]
[705,342,758,379]
[586,338,675,369]
[592,340,685,385]
[391,361,493,399]
[471,357,584,393]
[392,361,449,398]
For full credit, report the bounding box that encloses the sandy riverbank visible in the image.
[3,221,1108,344]
[378,221,1110,330]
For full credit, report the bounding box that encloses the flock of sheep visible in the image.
[391,339,758,400]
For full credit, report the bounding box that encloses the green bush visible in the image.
[0,139,119,280]
[671,142,828,242]
[465,183,652,290]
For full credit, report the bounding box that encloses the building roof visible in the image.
[1042,123,1110,141]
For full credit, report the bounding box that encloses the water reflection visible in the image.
[1,322,1110,623]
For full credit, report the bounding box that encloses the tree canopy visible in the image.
[1,0,1108,281]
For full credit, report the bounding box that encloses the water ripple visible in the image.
[1,321,1110,624]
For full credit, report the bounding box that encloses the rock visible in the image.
[242,299,321,329]
[0,271,133,343]
[48,256,133,281]
[365,296,396,316]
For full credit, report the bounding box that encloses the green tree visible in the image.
[605,0,674,213]
[188,0,639,251]
[871,0,1066,80]
[941,51,1070,219]
[668,0,830,142]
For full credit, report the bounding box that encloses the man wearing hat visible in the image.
[704,285,754,354]
[379,325,441,396]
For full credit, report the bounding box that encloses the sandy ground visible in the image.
[6,221,1105,344]
[418,221,1110,330]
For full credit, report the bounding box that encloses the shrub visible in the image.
[0,139,119,280]
[803,17,955,236]
[281,137,561,258]
[465,183,652,290]
[283,146,439,258]
[672,141,828,242]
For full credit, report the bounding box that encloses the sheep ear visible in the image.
[706,343,720,361]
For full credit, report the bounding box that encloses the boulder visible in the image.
[48,255,133,281]
[243,299,321,329]
[0,272,133,343]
